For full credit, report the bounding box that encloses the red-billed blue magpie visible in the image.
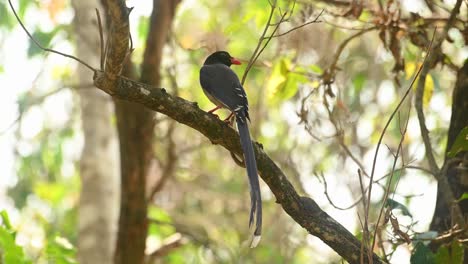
[199,51,262,248]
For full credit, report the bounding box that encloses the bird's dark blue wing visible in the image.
[200,64,249,119]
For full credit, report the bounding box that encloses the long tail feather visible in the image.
[236,115,262,248]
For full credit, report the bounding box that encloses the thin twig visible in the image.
[358,169,368,264]
[252,12,288,66]
[374,165,434,182]
[319,172,363,210]
[146,233,184,259]
[8,0,95,72]
[95,8,105,70]
[363,30,436,263]
[148,121,177,201]
[322,94,370,178]
[240,2,277,85]
[371,106,411,252]
[328,26,377,75]
[272,9,324,38]
[415,64,440,173]
[1,83,94,135]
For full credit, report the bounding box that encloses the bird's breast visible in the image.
[202,88,227,109]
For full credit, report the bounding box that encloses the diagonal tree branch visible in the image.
[93,69,382,264]
[9,0,382,262]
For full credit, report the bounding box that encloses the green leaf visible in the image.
[45,235,77,264]
[27,28,60,57]
[245,0,271,28]
[266,60,287,101]
[309,64,323,75]
[0,2,15,29]
[358,10,372,22]
[137,16,149,42]
[18,0,35,20]
[353,73,366,93]
[385,198,412,217]
[451,241,464,264]
[266,58,307,105]
[423,74,434,107]
[0,211,32,264]
[435,240,464,264]
[447,126,468,157]
[147,206,175,237]
[0,210,13,230]
[34,182,67,206]
[457,192,468,202]
[411,242,435,264]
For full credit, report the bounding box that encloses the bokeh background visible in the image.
[0,0,466,263]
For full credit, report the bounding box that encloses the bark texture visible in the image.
[72,1,120,263]
[430,60,468,232]
[112,1,180,263]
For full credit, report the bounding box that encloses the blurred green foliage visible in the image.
[0,211,32,264]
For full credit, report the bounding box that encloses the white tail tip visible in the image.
[250,235,261,248]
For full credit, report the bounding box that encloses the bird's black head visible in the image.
[203,51,242,67]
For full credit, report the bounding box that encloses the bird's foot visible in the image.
[223,113,235,126]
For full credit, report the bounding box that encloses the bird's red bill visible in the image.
[230,58,242,65]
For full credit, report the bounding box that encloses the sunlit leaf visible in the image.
[52,65,73,80]
[246,0,271,28]
[457,192,468,202]
[353,73,366,93]
[0,211,13,230]
[148,206,175,237]
[34,182,67,206]
[310,80,320,88]
[405,62,417,80]
[447,126,468,157]
[266,60,287,101]
[358,10,372,22]
[423,75,434,107]
[406,63,434,107]
[137,16,149,42]
[309,64,323,75]
[385,198,412,217]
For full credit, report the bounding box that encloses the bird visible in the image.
[199,51,262,248]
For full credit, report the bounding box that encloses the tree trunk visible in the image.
[430,60,468,233]
[113,1,180,263]
[72,1,120,263]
